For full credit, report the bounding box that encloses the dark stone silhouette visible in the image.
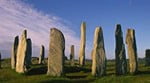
[11,36,19,69]
[70,45,75,66]
[115,24,127,75]
[0,52,1,68]
[26,38,32,68]
[145,49,150,66]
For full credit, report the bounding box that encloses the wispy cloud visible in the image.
[0,0,81,59]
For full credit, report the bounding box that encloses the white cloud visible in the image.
[0,0,81,59]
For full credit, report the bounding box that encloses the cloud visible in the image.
[0,0,81,59]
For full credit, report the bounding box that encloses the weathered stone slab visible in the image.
[92,27,107,77]
[11,36,19,69]
[47,28,65,76]
[0,52,1,68]
[115,24,127,75]
[126,29,138,74]
[145,49,150,66]
[26,38,32,68]
[70,45,75,66]
[39,45,45,64]
[79,22,86,66]
[16,30,27,73]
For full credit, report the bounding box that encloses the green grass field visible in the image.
[0,58,150,83]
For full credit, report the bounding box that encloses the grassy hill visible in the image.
[0,58,150,83]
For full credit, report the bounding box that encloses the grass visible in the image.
[0,58,150,83]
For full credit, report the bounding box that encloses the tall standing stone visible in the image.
[70,45,75,66]
[79,22,86,66]
[26,38,32,68]
[115,24,127,75]
[16,30,27,73]
[11,36,19,69]
[91,50,94,60]
[39,45,45,64]
[145,49,150,66]
[126,29,138,74]
[92,27,107,77]
[47,28,65,76]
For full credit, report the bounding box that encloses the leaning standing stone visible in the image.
[16,30,27,73]
[70,45,75,66]
[92,27,107,77]
[11,36,19,69]
[115,24,127,75]
[79,22,86,66]
[39,45,45,64]
[47,28,65,76]
[126,29,138,74]
[26,38,32,68]
[145,49,150,66]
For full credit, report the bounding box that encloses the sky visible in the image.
[0,0,150,59]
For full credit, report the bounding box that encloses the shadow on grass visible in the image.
[107,67,115,72]
[64,66,91,79]
[26,65,47,75]
[41,80,70,83]
[64,66,91,73]
[106,72,116,76]
[40,79,95,83]
[66,75,87,79]
[137,70,150,75]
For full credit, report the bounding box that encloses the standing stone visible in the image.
[79,22,86,66]
[26,38,32,68]
[16,30,27,73]
[47,28,65,76]
[0,52,1,68]
[92,27,107,77]
[11,36,19,69]
[126,29,138,74]
[91,50,94,60]
[70,45,75,66]
[145,49,150,66]
[115,24,127,75]
[39,45,45,64]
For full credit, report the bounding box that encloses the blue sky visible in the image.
[0,0,150,59]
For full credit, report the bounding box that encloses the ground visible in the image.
[0,58,150,83]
